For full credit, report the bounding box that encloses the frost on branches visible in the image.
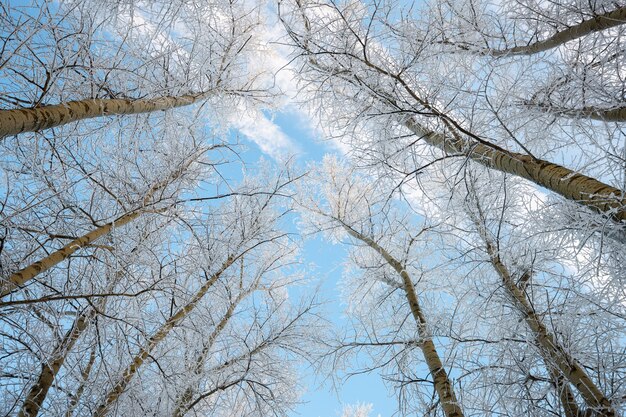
[2,0,626,416]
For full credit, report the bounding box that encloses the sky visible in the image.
[218,5,407,410]
[4,1,626,416]
[231,108,398,417]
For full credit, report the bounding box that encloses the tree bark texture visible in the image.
[407,120,626,223]
[0,93,210,138]
[18,309,95,417]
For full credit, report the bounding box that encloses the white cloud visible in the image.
[230,109,300,160]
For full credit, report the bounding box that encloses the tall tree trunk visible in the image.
[468,209,616,416]
[65,344,98,417]
[407,120,626,223]
[340,223,465,417]
[546,363,585,417]
[19,272,121,417]
[523,102,626,122]
[18,308,96,417]
[171,297,239,417]
[0,92,211,138]
[2,154,199,298]
[481,7,626,57]
[92,256,235,417]
[2,211,143,298]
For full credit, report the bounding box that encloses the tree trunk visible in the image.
[65,344,98,417]
[0,92,210,138]
[341,224,465,417]
[2,153,199,298]
[407,120,626,223]
[171,298,239,417]
[1,211,143,298]
[471,218,615,416]
[546,364,585,417]
[482,7,626,57]
[92,256,235,417]
[18,308,95,417]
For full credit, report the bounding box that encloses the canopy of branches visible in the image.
[1,0,625,416]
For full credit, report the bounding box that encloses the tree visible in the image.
[279,0,626,229]
[299,157,464,416]
[427,0,626,121]
[1,146,206,297]
[2,166,319,417]
[1,1,320,415]
[299,157,626,416]
[463,175,616,416]
[0,0,273,138]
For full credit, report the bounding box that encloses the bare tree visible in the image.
[464,177,616,416]
[279,0,626,229]
[299,158,464,416]
[426,0,626,122]
[1,146,206,297]
[0,0,273,138]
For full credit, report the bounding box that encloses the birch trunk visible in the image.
[92,256,234,417]
[18,308,95,417]
[171,298,239,417]
[65,344,98,417]
[524,103,626,122]
[546,364,585,417]
[341,224,465,417]
[1,211,143,298]
[19,274,120,417]
[0,92,210,138]
[407,120,626,222]
[472,221,615,416]
[483,7,626,57]
[2,153,199,298]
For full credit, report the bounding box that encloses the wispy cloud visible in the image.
[230,109,300,160]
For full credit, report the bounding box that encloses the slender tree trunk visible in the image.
[407,120,626,223]
[1,211,143,298]
[341,223,464,417]
[65,343,98,417]
[171,298,239,417]
[18,308,96,417]
[2,153,199,298]
[546,363,585,417]
[469,214,615,416]
[523,102,626,122]
[19,273,120,417]
[481,7,626,57]
[92,256,235,417]
[0,92,211,138]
